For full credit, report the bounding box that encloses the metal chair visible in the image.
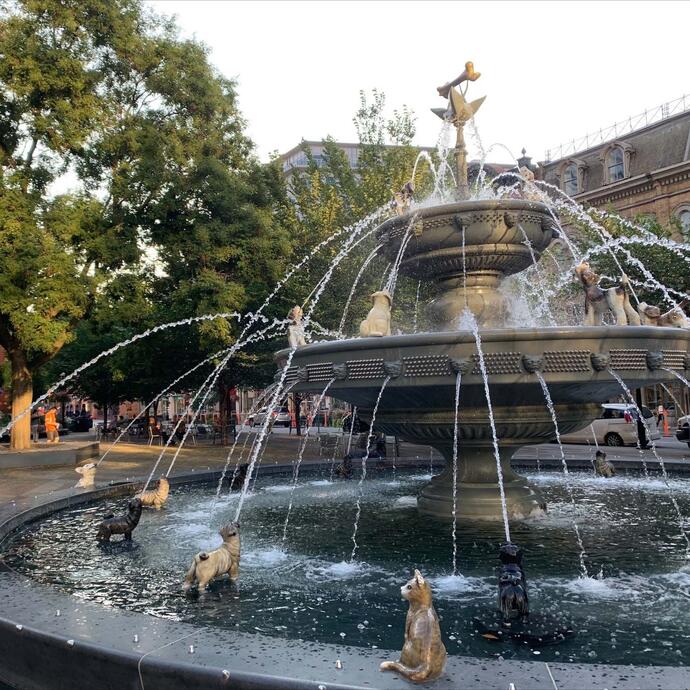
[148,426,162,446]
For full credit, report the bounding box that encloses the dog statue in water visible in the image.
[136,476,170,510]
[574,262,640,327]
[360,290,392,337]
[335,455,353,479]
[594,450,615,477]
[225,463,248,491]
[182,522,241,591]
[498,543,528,620]
[380,569,447,683]
[75,462,97,488]
[96,498,142,542]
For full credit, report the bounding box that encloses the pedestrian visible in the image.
[44,405,59,444]
[30,410,40,444]
[657,403,665,427]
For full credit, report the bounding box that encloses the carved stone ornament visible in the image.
[449,357,473,375]
[646,351,663,371]
[590,353,610,372]
[521,354,544,373]
[333,363,348,381]
[383,360,403,378]
[503,211,518,228]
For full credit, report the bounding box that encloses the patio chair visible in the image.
[148,426,162,446]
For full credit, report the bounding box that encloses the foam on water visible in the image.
[306,560,380,581]
[392,495,418,508]
[406,473,432,482]
[308,480,333,486]
[264,484,296,494]
[431,573,488,597]
[243,548,289,568]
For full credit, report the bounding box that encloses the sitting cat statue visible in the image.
[380,569,447,683]
[594,450,615,477]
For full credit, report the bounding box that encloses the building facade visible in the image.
[539,99,690,239]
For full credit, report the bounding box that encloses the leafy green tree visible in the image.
[0,0,287,448]
[285,90,434,336]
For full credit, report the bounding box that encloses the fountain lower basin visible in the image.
[277,325,690,521]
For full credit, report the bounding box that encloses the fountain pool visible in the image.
[4,468,690,668]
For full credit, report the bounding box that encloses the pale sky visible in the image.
[149,1,689,165]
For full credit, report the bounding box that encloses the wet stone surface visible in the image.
[3,467,690,667]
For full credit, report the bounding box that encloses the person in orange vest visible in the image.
[44,405,59,444]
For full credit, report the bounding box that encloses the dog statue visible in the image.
[574,262,641,327]
[224,463,248,491]
[391,181,414,216]
[594,450,615,477]
[75,462,97,488]
[380,569,447,683]
[638,301,689,328]
[287,305,307,348]
[96,498,142,542]
[335,455,353,479]
[136,476,170,510]
[182,522,241,591]
[360,290,392,337]
[498,542,528,620]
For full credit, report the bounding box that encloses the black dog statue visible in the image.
[225,463,249,491]
[335,455,354,479]
[498,542,528,620]
[96,498,143,542]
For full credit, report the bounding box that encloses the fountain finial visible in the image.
[433,62,486,199]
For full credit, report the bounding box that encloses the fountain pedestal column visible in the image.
[417,445,545,521]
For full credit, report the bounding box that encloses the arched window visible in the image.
[607,146,625,182]
[563,163,578,196]
[675,205,690,239]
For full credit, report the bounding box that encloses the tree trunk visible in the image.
[293,392,302,436]
[9,353,32,450]
[103,404,108,432]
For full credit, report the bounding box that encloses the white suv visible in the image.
[251,406,292,428]
[559,403,660,447]
[676,415,690,448]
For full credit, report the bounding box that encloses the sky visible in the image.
[150,1,689,165]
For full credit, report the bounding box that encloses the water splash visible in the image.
[535,372,589,578]
[350,376,391,561]
[412,280,422,334]
[463,309,511,543]
[338,243,384,336]
[282,379,336,543]
[609,368,690,557]
[451,371,461,576]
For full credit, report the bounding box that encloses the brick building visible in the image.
[539,96,690,239]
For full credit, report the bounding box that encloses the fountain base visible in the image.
[417,446,546,521]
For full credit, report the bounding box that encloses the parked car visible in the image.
[66,415,93,432]
[251,406,291,428]
[559,403,660,447]
[676,415,690,448]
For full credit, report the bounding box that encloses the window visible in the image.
[678,208,690,238]
[607,146,625,182]
[563,163,578,195]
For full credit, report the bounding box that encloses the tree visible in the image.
[285,90,435,336]
[0,0,268,448]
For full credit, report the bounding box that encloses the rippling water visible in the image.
[3,468,690,666]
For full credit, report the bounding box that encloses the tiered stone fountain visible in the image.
[277,67,690,521]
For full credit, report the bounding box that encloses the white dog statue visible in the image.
[287,305,307,348]
[574,262,640,326]
[360,290,392,337]
[75,463,97,488]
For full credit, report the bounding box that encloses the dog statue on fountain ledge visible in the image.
[574,262,640,326]
[136,476,170,510]
[75,463,97,488]
[637,301,689,328]
[360,290,392,337]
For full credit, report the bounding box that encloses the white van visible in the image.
[559,403,660,447]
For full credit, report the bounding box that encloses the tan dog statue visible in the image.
[360,290,392,337]
[136,476,170,510]
[287,305,307,348]
[392,181,415,216]
[380,569,447,683]
[574,262,641,326]
[594,450,615,478]
[182,522,240,591]
[75,463,97,488]
[638,301,689,328]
